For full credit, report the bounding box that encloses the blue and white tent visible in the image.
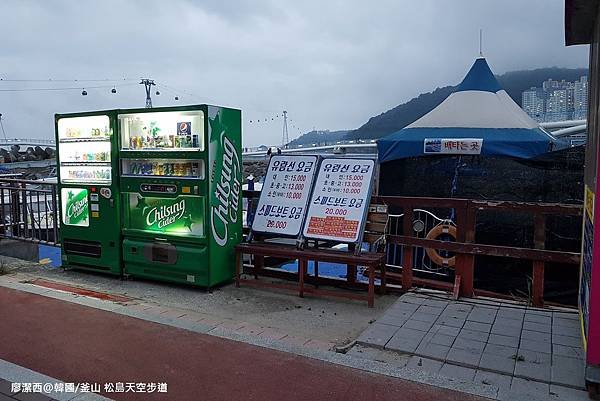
[377,57,562,163]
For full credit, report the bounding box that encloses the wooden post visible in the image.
[314,241,319,288]
[299,258,306,298]
[402,204,413,291]
[347,243,357,284]
[380,260,387,295]
[368,264,375,308]
[532,213,546,307]
[454,202,475,298]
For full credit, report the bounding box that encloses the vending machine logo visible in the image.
[128,194,204,236]
[61,188,89,227]
[210,113,241,247]
[145,199,186,229]
[177,122,191,135]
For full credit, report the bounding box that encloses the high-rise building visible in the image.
[546,89,569,121]
[574,75,589,120]
[522,87,545,122]
[522,75,588,122]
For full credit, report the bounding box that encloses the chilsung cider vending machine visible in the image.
[118,105,242,287]
[55,111,122,274]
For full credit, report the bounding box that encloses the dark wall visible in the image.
[379,148,584,304]
[379,146,584,203]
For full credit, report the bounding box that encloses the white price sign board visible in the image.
[303,158,375,242]
[252,155,318,236]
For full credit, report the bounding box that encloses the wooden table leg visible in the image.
[235,250,241,288]
[380,261,387,295]
[368,264,375,308]
[254,255,264,280]
[347,243,357,284]
[347,264,357,284]
[299,259,306,298]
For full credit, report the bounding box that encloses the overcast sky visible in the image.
[0,0,589,147]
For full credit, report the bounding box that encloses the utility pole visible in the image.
[282,110,289,148]
[140,79,156,108]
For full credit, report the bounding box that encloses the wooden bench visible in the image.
[234,204,389,307]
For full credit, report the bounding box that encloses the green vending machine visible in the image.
[118,105,242,287]
[55,111,122,274]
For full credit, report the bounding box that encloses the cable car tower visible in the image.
[140,79,156,108]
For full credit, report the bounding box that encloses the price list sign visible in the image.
[252,155,318,236]
[303,158,375,243]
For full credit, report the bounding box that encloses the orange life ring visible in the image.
[425,222,457,267]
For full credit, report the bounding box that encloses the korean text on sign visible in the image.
[423,138,483,155]
[303,159,375,242]
[252,155,318,236]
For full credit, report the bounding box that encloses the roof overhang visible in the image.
[565,0,600,45]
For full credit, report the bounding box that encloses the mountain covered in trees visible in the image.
[287,129,349,147]
[290,67,588,144]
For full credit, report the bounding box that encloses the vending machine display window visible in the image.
[119,111,205,151]
[121,158,205,179]
[57,115,112,185]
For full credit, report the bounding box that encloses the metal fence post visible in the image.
[52,184,59,245]
[532,213,546,307]
[402,204,413,291]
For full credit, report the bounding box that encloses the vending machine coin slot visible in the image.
[140,184,177,194]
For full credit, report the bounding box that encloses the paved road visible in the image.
[0,287,486,401]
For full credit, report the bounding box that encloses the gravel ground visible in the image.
[0,256,396,345]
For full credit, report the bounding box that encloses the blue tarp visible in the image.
[378,127,557,162]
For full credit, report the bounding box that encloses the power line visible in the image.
[0,78,136,82]
[159,82,197,101]
[156,83,183,101]
[0,82,138,92]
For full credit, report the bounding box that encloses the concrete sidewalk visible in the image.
[0,285,491,401]
[355,292,588,401]
[3,257,396,347]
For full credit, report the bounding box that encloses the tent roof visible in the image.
[377,57,561,162]
[455,57,502,93]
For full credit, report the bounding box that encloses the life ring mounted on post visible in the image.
[424,221,457,267]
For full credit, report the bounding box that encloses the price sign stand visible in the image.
[302,158,377,255]
[235,156,387,308]
[248,155,319,246]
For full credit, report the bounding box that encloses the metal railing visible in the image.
[0,178,59,246]
[373,196,582,307]
[0,182,584,307]
[386,208,449,277]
